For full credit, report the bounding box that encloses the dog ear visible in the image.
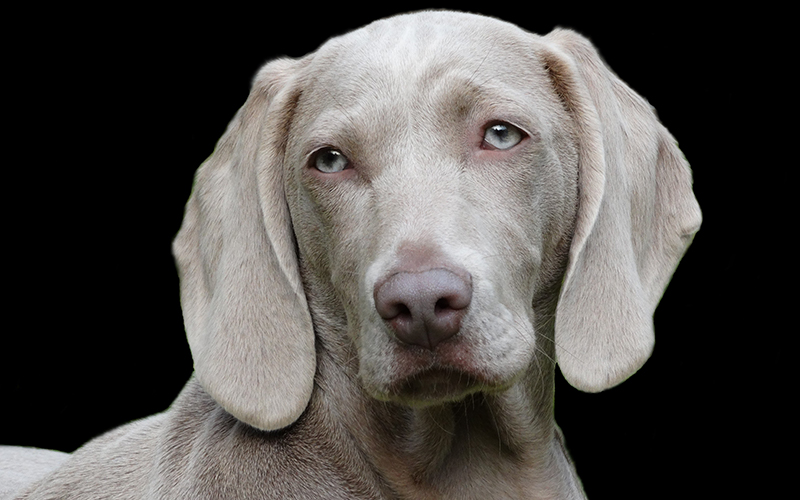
[543,30,702,392]
[172,58,315,430]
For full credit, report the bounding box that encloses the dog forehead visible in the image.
[291,12,555,146]
[304,12,540,98]
[320,12,518,58]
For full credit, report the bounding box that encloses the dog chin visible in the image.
[372,363,517,407]
[388,368,486,406]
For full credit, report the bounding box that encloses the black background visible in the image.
[4,3,786,499]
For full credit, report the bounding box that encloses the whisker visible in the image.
[429,409,455,436]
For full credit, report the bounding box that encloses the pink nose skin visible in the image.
[374,268,473,350]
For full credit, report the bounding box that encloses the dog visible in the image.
[1,11,701,499]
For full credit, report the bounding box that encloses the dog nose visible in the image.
[374,268,472,349]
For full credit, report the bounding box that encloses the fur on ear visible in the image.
[543,30,702,392]
[172,58,315,430]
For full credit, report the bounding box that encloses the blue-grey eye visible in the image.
[312,148,350,173]
[483,123,524,150]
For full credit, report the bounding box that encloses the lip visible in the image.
[369,325,520,405]
[382,341,515,405]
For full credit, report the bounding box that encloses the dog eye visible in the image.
[482,123,525,150]
[311,148,350,173]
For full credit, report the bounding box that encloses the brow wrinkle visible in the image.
[321,86,356,129]
[466,37,497,89]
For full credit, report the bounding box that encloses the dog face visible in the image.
[282,15,578,406]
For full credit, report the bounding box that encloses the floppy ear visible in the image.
[172,58,315,430]
[542,30,702,392]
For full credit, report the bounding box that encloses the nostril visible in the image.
[375,293,411,321]
[393,303,412,321]
[398,304,411,317]
[434,296,464,315]
[434,298,449,313]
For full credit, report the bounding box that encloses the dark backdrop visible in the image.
[5,4,784,499]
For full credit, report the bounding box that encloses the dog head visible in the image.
[173,12,701,430]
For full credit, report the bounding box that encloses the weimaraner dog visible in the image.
[1,11,701,499]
